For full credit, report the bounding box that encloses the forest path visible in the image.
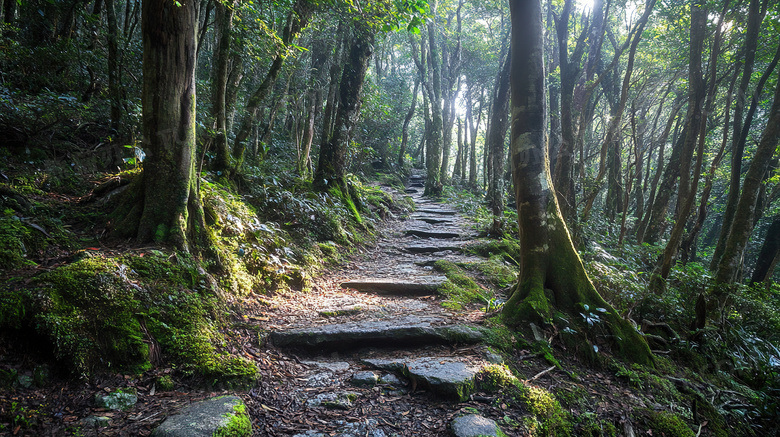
[243,171,516,437]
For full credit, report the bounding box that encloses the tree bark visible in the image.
[751,215,780,284]
[105,0,121,130]
[313,24,374,191]
[211,0,236,174]
[232,0,312,170]
[424,0,444,196]
[487,52,511,235]
[504,0,652,365]
[653,0,709,285]
[399,77,420,167]
[111,0,204,252]
[710,0,765,269]
[715,70,780,284]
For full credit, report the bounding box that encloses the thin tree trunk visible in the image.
[487,52,511,235]
[232,0,312,169]
[715,70,780,284]
[710,0,765,269]
[211,0,236,174]
[399,77,420,167]
[751,215,780,284]
[313,24,374,191]
[425,0,444,196]
[105,0,121,130]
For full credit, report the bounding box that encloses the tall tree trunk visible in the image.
[112,0,205,252]
[425,0,444,196]
[504,0,652,365]
[232,0,312,170]
[653,0,709,285]
[580,0,656,222]
[105,0,122,130]
[715,71,780,284]
[710,0,765,270]
[751,215,780,285]
[313,25,374,191]
[211,0,236,174]
[487,52,511,235]
[452,118,463,180]
[399,77,420,167]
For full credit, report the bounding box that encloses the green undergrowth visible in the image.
[433,259,498,311]
[0,163,408,385]
[475,363,573,436]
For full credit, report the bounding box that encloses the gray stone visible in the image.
[151,395,251,437]
[16,374,33,388]
[405,244,462,254]
[270,316,487,351]
[485,350,504,364]
[413,216,454,225]
[81,416,110,427]
[301,361,351,372]
[341,278,445,296]
[306,392,359,410]
[416,208,457,215]
[307,372,336,387]
[363,357,484,401]
[451,414,502,437]
[95,389,138,411]
[351,371,379,387]
[405,229,460,239]
[333,419,386,437]
[378,373,404,386]
[292,431,326,437]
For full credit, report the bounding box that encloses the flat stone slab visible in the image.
[151,396,250,437]
[341,278,445,295]
[416,208,458,215]
[410,182,425,188]
[414,217,454,225]
[270,316,487,351]
[404,244,461,254]
[451,414,503,437]
[406,229,460,239]
[362,356,485,401]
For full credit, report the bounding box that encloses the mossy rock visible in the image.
[151,395,251,437]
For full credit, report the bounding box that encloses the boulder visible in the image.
[151,395,251,437]
[451,414,503,437]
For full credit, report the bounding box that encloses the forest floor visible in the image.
[0,172,724,436]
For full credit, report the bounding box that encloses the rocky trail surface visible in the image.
[238,171,519,437]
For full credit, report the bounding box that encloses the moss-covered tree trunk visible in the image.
[111,0,203,252]
[503,0,652,365]
[424,0,443,196]
[313,24,374,191]
[211,0,236,175]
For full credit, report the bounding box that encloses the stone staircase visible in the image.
[257,170,507,436]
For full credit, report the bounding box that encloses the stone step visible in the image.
[362,356,488,401]
[406,229,461,239]
[404,244,462,254]
[413,217,454,225]
[269,316,487,352]
[340,278,445,295]
[409,182,425,188]
[404,188,418,194]
[416,208,458,215]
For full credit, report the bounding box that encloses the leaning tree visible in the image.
[502,0,653,365]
